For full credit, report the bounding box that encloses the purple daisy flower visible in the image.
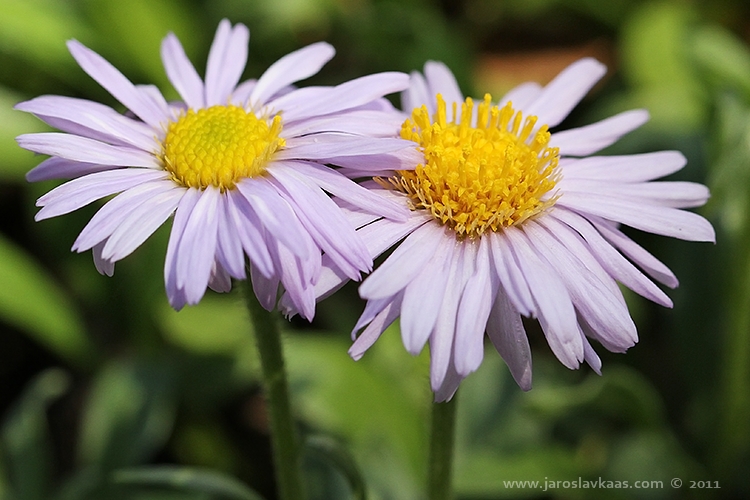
[297,59,716,401]
[16,19,414,317]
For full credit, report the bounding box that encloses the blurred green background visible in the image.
[1,0,749,498]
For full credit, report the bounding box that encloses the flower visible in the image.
[17,19,414,317]
[302,59,715,401]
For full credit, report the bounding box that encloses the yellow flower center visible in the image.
[162,105,285,190]
[385,94,560,239]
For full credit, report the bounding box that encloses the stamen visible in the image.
[385,94,560,239]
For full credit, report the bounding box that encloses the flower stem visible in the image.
[428,393,458,500]
[243,284,305,500]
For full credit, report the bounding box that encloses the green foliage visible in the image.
[1,0,750,498]
[0,233,95,368]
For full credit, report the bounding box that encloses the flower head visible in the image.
[17,20,413,317]
[303,59,715,401]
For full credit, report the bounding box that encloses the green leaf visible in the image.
[78,360,177,472]
[112,466,265,500]
[620,2,706,131]
[0,0,91,70]
[692,25,750,98]
[285,324,429,500]
[0,232,95,368]
[1,369,70,500]
[304,435,367,500]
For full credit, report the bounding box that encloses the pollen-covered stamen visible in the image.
[162,105,285,190]
[386,93,560,239]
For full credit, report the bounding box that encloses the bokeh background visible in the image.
[1,0,749,498]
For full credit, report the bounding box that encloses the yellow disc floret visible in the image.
[386,94,560,239]
[162,105,285,190]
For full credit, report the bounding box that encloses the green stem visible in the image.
[243,284,305,500]
[428,393,458,500]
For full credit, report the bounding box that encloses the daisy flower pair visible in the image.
[18,20,714,399]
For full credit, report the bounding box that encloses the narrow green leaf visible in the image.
[692,25,750,98]
[0,233,95,368]
[78,360,177,471]
[112,466,266,500]
[1,369,70,500]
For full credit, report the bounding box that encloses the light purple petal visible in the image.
[324,148,424,173]
[592,218,679,288]
[279,213,431,316]
[250,263,280,312]
[424,61,463,116]
[487,286,532,391]
[175,187,221,305]
[235,178,312,259]
[429,244,470,391]
[550,110,650,156]
[36,169,169,220]
[226,190,274,278]
[250,42,335,108]
[402,70,431,114]
[454,237,495,376]
[230,79,257,106]
[400,235,456,355]
[278,135,414,160]
[136,84,171,121]
[524,220,638,352]
[92,241,115,277]
[560,151,687,182]
[67,40,169,128]
[559,179,710,209]
[282,110,405,138]
[503,227,583,368]
[499,81,542,109]
[359,222,445,300]
[580,330,602,375]
[271,238,318,321]
[434,360,462,403]
[18,133,159,169]
[352,297,393,336]
[72,180,176,252]
[273,161,409,221]
[16,96,157,150]
[523,58,606,128]
[164,188,201,310]
[27,157,114,182]
[558,191,716,242]
[215,193,247,279]
[488,232,535,316]
[161,32,205,109]
[208,263,233,293]
[205,20,249,106]
[279,72,410,123]
[349,294,403,361]
[549,208,672,307]
[101,186,183,261]
[268,165,370,279]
